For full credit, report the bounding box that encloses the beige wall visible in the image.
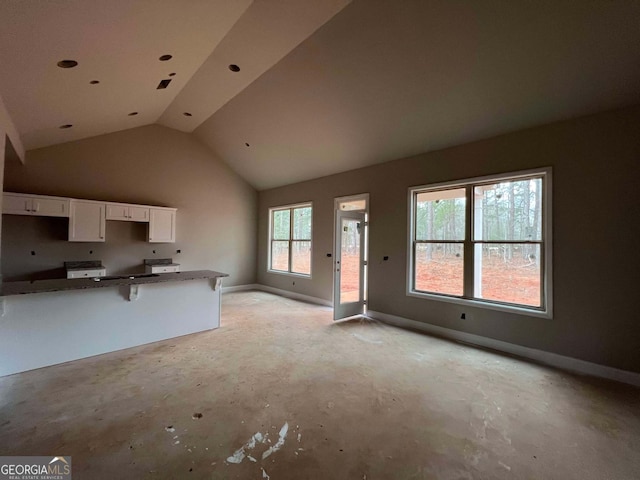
[0,133,5,278]
[0,93,24,163]
[258,105,640,372]
[3,124,257,286]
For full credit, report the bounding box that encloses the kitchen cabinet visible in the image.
[149,207,176,243]
[67,268,106,279]
[3,193,69,217]
[106,203,149,222]
[68,200,106,242]
[4,192,176,243]
[146,264,180,274]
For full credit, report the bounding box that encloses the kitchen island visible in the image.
[0,270,228,376]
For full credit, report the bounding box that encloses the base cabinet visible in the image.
[0,278,222,376]
[145,264,180,274]
[67,268,106,279]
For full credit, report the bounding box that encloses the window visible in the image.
[408,168,551,317]
[269,203,312,276]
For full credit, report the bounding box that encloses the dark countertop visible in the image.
[64,260,105,271]
[0,270,229,297]
[144,258,177,266]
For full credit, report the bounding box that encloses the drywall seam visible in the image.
[367,309,640,387]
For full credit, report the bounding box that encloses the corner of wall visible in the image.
[0,94,25,164]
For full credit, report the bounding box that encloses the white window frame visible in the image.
[268,202,313,278]
[407,167,552,318]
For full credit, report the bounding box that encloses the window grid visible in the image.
[410,171,548,313]
[269,204,312,276]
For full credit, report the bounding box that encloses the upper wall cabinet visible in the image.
[3,193,69,217]
[149,207,176,243]
[3,192,176,243]
[68,200,106,242]
[106,203,150,222]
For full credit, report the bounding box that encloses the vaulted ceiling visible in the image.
[1,0,639,190]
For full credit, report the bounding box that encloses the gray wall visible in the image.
[258,106,640,372]
[3,124,257,286]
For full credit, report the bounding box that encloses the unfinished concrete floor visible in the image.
[1,290,639,479]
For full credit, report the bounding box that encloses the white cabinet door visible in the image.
[149,208,176,243]
[106,203,149,222]
[31,197,69,217]
[69,201,106,242]
[105,203,129,221]
[3,193,69,217]
[129,206,150,222]
[2,194,32,215]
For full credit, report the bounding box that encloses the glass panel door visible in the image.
[340,218,361,304]
[334,211,365,320]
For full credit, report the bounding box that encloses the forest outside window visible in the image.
[269,203,312,276]
[408,168,551,316]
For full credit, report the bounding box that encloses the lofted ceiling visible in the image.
[0,0,350,150]
[1,0,639,191]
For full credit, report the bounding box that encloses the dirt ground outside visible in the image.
[273,251,540,307]
[414,250,540,306]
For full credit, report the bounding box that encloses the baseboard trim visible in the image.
[251,284,332,307]
[367,310,640,388]
[222,284,260,293]
[222,283,331,307]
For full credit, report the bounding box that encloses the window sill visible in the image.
[406,290,552,319]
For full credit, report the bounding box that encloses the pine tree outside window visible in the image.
[408,168,552,317]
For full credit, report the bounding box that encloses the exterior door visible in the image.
[333,210,365,320]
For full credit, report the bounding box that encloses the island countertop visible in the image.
[0,270,229,296]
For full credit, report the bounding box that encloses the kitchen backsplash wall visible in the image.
[2,214,177,280]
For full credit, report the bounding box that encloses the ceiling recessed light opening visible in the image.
[89,80,100,84]
[128,112,138,116]
[159,54,173,61]
[57,60,78,69]
[169,72,176,77]
[245,143,250,147]
[183,112,192,117]
[157,79,172,89]
[59,124,73,129]
[228,64,240,72]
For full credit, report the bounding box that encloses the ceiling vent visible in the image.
[157,79,172,89]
